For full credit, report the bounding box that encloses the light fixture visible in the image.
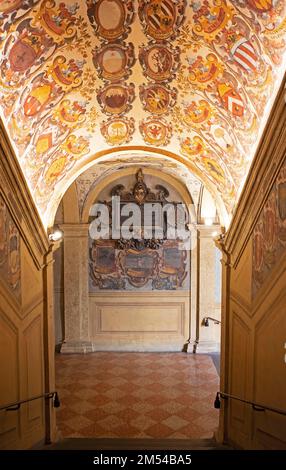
[202,317,209,327]
[48,228,63,242]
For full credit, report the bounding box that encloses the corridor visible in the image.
[55,353,219,439]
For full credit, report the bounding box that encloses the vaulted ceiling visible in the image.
[1,0,286,227]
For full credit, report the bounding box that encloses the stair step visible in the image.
[45,438,230,451]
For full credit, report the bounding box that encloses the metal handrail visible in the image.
[202,316,221,326]
[0,391,60,412]
[214,392,286,417]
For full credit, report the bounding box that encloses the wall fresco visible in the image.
[88,170,190,291]
[252,158,286,298]
[89,239,189,291]
[0,1,286,226]
[0,194,21,299]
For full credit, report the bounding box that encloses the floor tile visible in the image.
[56,352,219,439]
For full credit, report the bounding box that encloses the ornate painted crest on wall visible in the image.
[118,248,159,288]
[153,241,187,289]
[89,239,189,291]
[277,167,286,244]
[225,31,259,74]
[0,198,7,267]
[41,135,89,189]
[139,83,176,115]
[181,100,215,129]
[101,117,135,145]
[191,0,234,42]
[252,158,286,298]
[187,54,224,89]
[48,55,84,90]
[0,195,21,298]
[0,18,55,89]
[89,240,126,290]
[138,0,186,40]
[34,0,78,43]
[180,136,229,188]
[0,0,24,14]
[54,99,86,127]
[247,0,273,12]
[93,42,135,82]
[97,82,135,115]
[139,117,172,146]
[139,43,180,82]
[218,82,245,117]
[87,0,135,41]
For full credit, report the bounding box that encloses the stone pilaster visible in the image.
[60,224,91,353]
[196,225,222,353]
[214,236,231,445]
[43,245,59,443]
[184,228,199,353]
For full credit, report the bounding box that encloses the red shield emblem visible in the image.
[9,40,37,72]
[247,0,272,12]
[218,84,244,117]
[231,39,258,72]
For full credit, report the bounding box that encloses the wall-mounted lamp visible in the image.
[202,317,210,327]
[48,228,63,242]
[202,316,221,326]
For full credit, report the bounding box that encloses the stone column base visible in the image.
[60,341,93,354]
[195,340,220,353]
[183,340,197,353]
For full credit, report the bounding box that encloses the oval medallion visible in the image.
[139,83,176,115]
[139,44,179,82]
[87,0,134,41]
[140,117,172,146]
[139,0,186,40]
[97,0,124,31]
[101,117,135,145]
[97,83,135,115]
[93,43,135,81]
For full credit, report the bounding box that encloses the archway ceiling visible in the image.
[1,0,286,227]
[74,155,203,218]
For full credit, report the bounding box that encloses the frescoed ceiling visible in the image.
[0,0,286,228]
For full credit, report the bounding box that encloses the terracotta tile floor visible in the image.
[55,353,219,439]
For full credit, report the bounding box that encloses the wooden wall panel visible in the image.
[219,82,286,449]
[23,315,44,426]
[0,313,19,449]
[228,310,252,448]
[0,128,51,449]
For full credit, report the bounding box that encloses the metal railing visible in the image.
[0,391,60,412]
[202,316,221,326]
[214,392,286,417]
